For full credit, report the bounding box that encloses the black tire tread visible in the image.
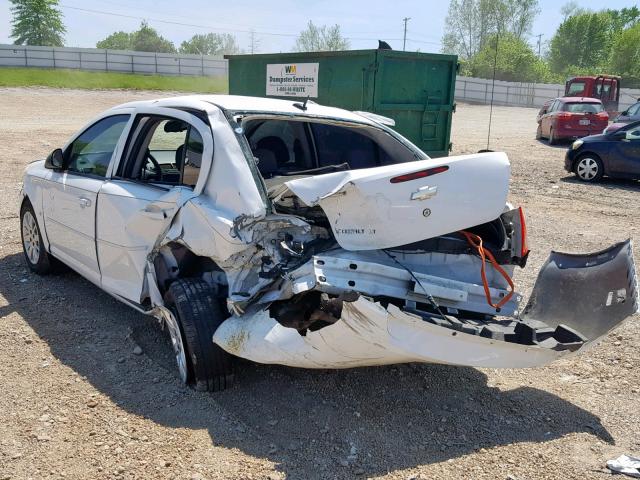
[165,279,233,392]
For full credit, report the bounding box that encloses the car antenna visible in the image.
[479,30,500,153]
[293,95,310,111]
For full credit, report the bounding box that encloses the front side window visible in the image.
[66,115,129,177]
[122,116,204,188]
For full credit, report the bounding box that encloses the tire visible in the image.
[164,278,233,391]
[536,124,542,140]
[548,128,558,145]
[574,154,604,183]
[20,201,53,274]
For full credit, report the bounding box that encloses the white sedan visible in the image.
[20,95,638,391]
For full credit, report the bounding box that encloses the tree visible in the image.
[469,32,551,82]
[130,22,176,53]
[294,21,350,52]
[95,21,176,53]
[560,1,586,21]
[547,11,615,75]
[96,31,132,50]
[441,0,539,58]
[179,33,240,56]
[609,23,640,85]
[9,0,65,46]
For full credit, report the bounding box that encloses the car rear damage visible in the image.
[203,148,638,369]
[95,98,636,374]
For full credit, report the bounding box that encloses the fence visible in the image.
[0,44,228,77]
[4,45,640,111]
[455,76,640,111]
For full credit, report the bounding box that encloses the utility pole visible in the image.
[249,29,260,54]
[402,17,411,51]
[535,33,543,57]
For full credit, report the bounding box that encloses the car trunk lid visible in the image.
[279,151,510,251]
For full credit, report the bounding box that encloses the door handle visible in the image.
[142,205,175,220]
[411,185,438,201]
[78,197,92,208]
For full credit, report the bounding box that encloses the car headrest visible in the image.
[164,120,187,133]
[254,148,278,178]
[256,136,289,166]
[175,144,185,169]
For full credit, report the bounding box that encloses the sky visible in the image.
[0,0,638,54]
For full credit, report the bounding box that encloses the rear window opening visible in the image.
[563,103,604,114]
[241,118,426,182]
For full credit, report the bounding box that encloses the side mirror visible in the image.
[45,148,64,170]
[611,130,626,140]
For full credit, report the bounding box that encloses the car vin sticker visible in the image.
[266,63,319,98]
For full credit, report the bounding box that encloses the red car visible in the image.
[536,97,609,144]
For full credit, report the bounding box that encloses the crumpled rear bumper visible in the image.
[212,240,638,369]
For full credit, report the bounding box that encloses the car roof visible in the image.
[556,97,603,103]
[109,94,378,125]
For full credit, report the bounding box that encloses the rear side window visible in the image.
[67,115,129,177]
[311,123,392,169]
[563,103,603,113]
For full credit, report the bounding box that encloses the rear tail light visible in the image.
[596,112,609,119]
[518,207,529,258]
[557,112,572,119]
[390,165,449,183]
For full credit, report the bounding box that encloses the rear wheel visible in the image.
[20,202,52,274]
[536,124,542,140]
[548,128,558,145]
[164,279,233,391]
[574,154,604,182]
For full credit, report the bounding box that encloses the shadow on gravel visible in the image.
[0,252,614,479]
[535,139,569,149]
[560,174,640,192]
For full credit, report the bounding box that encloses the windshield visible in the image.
[563,103,604,113]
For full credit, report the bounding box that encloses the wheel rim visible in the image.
[22,210,40,265]
[577,157,599,180]
[165,310,189,383]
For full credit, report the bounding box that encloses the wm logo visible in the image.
[284,65,297,74]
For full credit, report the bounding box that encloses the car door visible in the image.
[541,100,557,136]
[43,114,131,284]
[96,107,213,304]
[610,124,640,176]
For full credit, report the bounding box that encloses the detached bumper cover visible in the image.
[213,241,638,369]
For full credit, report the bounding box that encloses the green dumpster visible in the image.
[226,49,458,157]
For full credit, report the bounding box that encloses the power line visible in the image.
[60,4,300,37]
[59,4,443,48]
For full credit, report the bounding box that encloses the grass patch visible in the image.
[0,67,228,93]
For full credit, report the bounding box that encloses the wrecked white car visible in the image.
[20,95,638,391]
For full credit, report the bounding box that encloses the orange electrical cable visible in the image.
[460,230,515,310]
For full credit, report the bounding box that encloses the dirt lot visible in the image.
[0,87,639,480]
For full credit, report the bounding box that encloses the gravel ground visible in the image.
[0,87,639,480]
